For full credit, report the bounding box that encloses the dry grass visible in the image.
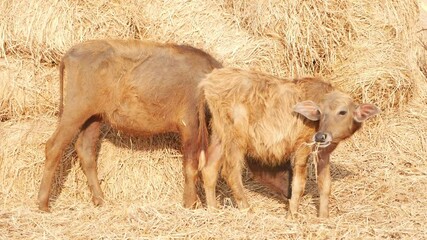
[1,0,427,239]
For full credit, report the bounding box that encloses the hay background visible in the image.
[1,0,427,239]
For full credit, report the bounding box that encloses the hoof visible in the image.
[286,211,297,220]
[183,200,198,209]
[92,196,105,207]
[38,205,50,212]
[207,204,219,211]
[318,212,329,218]
[237,200,250,209]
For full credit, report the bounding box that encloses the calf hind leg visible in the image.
[201,134,223,208]
[75,115,104,206]
[221,143,249,209]
[38,110,93,211]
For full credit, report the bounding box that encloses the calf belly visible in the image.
[103,102,180,135]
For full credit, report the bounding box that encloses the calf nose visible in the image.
[314,132,327,143]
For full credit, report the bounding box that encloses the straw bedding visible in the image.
[1,0,426,239]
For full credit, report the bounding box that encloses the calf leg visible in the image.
[38,110,92,211]
[75,116,104,207]
[288,147,311,218]
[221,142,249,209]
[201,134,223,208]
[317,153,331,218]
[180,127,200,208]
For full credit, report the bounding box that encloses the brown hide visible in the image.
[200,68,379,218]
[37,40,222,211]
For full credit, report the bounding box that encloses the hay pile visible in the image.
[1,0,426,239]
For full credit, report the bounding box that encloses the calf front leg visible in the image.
[317,153,331,218]
[288,147,311,218]
[181,140,199,208]
[180,121,205,208]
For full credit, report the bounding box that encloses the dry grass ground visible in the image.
[1,0,427,239]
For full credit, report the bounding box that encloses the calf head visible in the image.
[294,91,380,148]
[292,90,379,218]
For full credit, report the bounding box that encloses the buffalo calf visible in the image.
[38,40,221,211]
[199,68,379,218]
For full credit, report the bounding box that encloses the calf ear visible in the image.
[354,103,380,122]
[293,100,320,121]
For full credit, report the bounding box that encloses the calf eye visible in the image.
[338,110,347,115]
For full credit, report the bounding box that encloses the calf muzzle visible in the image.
[313,131,332,147]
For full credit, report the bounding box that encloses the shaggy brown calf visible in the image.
[199,68,379,218]
[38,40,221,211]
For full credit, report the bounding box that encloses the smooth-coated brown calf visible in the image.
[38,40,221,211]
[199,68,379,218]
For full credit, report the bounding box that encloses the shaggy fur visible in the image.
[38,40,221,211]
[199,68,379,218]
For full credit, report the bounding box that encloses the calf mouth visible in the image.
[316,141,331,148]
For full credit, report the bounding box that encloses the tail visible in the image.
[58,59,65,117]
[197,87,209,171]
